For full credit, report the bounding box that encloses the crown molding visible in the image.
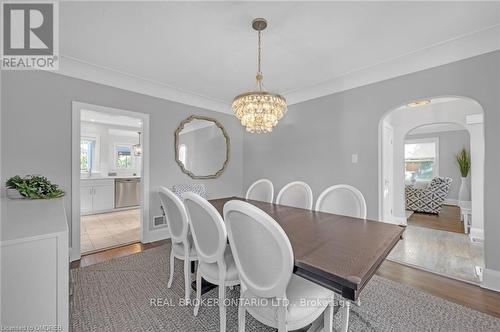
[54,25,499,114]
[283,24,500,105]
[58,55,232,114]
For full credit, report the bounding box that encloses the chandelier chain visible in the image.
[257,30,262,91]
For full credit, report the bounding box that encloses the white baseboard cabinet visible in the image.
[1,198,69,331]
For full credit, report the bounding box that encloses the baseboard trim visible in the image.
[143,227,170,243]
[469,227,484,241]
[444,199,473,207]
[444,198,459,206]
[70,246,81,262]
[482,268,500,292]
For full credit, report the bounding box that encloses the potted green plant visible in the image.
[455,148,471,204]
[6,175,65,199]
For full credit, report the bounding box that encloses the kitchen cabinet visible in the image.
[93,183,115,212]
[81,179,115,215]
[80,186,93,215]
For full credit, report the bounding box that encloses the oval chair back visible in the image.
[245,179,274,203]
[224,200,293,299]
[183,192,227,264]
[158,186,189,244]
[315,184,367,219]
[276,181,313,210]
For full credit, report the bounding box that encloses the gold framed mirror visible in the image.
[174,115,230,179]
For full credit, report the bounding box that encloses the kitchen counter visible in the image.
[81,175,141,180]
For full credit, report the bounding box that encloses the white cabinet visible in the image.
[93,184,115,213]
[80,179,115,215]
[1,198,69,331]
[80,186,93,215]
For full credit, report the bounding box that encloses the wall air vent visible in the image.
[153,215,166,227]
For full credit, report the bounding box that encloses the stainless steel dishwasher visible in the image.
[115,178,141,208]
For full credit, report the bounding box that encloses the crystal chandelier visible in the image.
[232,18,287,133]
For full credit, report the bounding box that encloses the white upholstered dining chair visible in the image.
[183,192,239,332]
[315,184,367,219]
[276,181,313,210]
[224,200,334,332]
[157,187,197,301]
[245,179,274,203]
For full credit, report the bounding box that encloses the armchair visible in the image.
[405,177,452,214]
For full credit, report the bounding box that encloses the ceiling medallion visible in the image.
[231,18,287,133]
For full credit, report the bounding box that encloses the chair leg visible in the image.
[323,301,334,332]
[277,306,287,332]
[238,303,246,332]
[193,268,202,316]
[340,300,350,332]
[167,247,174,288]
[219,282,226,332]
[183,258,190,301]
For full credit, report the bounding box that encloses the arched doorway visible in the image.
[378,96,485,284]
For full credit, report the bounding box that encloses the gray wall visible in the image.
[406,130,470,200]
[1,70,244,239]
[243,51,500,271]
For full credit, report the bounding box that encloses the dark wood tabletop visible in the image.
[209,197,404,301]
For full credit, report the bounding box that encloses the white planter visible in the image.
[6,188,25,199]
[458,176,470,204]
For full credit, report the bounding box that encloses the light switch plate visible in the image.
[352,154,358,163]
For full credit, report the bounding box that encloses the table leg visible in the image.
[340,300,350,332]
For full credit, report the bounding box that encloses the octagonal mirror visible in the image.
[175,115,230,179]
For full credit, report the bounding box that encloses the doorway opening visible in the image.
[379,96,485,284]
[71,102,150,261]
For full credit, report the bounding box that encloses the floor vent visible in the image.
[153,215,166,227]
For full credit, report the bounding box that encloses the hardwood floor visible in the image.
[378,260,500,318]
[70,240,168,269]
[408,205,465,233]
[71,240,500,319]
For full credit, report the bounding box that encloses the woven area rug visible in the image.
[70,242,500,331]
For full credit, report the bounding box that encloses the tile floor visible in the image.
[388,224,484,284]
[81,209,140,254]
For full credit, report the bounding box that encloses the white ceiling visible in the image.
[81,109,142,128]
[59,1,500,113]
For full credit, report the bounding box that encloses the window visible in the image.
[115,144,133,169]
[405,138,439,182]
[80,138,96,173]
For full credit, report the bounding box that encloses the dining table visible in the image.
[203,196,405,331]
